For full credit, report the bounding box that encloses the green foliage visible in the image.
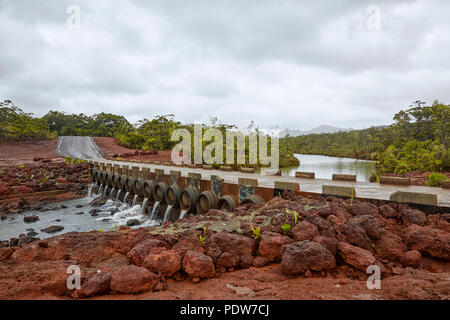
[114,223,119,232]
[425,173,449,187]
[281,223,291,235]
[286,208,299,224]
[249,219,261,240]
[199,226,207,246]
[19,165,25,169]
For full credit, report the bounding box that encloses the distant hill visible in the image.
[280,125,348,137]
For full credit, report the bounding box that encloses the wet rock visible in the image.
[74,184,85,191]
[172,237,205,258]
[110,265,165,294]
[1,215,6,221]
[400,250,422,267]
[75,272,112,298]
[374,230,406,261]
[89,209,102,214]
[209,232,257,257]
[19,236,38,246]
[405,225,450,260]
[216,252,240,268]
[142,250,182,277]
[90,196,107,207]
[126,239,170,266]
[348,201,379,216]
[75,211,84,215]
[338,242,376,271]
[291,221,319,241]
[37,240,48,248]
[182,250,215,279]
[23,215,39,223]
[258,231,294,262]
[402,209,427,227]
[252,256,269,268]
[41,226,64,234]
[18,198,30,210]
[76,204,84,208]
[339,220,372,250]
[9,238,18,247]
[281,241,336,275]
[379,205,400,219]
[312,236,338,255]
[127,219,140,226]
[0,240,9,248]
[26,231,38,237]
[60,205,68,209]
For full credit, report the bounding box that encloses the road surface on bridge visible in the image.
[56,136,105,160]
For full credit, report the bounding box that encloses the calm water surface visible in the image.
[282,154,376,182]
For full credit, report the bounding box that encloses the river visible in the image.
[282,154,376,182]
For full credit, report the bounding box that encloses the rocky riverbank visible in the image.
[0,160,91,215]
[0,192,448,300]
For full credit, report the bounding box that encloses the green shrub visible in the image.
[426,173,449,187]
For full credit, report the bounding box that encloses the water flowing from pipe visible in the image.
[179,209,188,220]
[150,201,160,220]
[132,194,138,207]
[123,192,130,204]
[163,204,173,223]
[140,198,149,216]
[98,184,103,195]
[110,187,115,199]
[87,184,94,198]
[116,189,122,201]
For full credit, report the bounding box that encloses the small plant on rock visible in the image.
[199,226,207,246]
[249,219,261,240]
[281,223,291,236]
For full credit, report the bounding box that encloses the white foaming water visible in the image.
[98,184,104,195]
[110,187,115,199]
[150,201,160,220]
[87,184,95,198]
[179,209,188,220]
[123,192,130,205]
[103,186,108,197]
[132,194,138,207]
[140,198,149,216]
[105,205,142,226]
[163,204,173,223]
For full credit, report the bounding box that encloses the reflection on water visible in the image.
[282,154,376,182]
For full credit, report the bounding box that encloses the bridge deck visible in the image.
[98,159,450,207]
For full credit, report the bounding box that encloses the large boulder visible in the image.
[348,201,379,216]
[258,232,294,262]
[172,237,205,258]
[216,252,240,268]
[404,225,450,260]
[378,205,400,219]
[41,226,64,234]
[338,242,376,271]
[23,215,39,223]
[126,239,170,266]
[374,230,406,261]
[182,250,215,279]
[208,232,257,257]
[303,214,336,238]
[142,250,181,277]
[312,236,338,255]
[110,265,165,294]
[400,250,422,267]
[75,272,112,298]
[280,241,336,275]
[339,220,372,250]
[291,221,319,241]
[402,209,427,227]
[350,215,382,240]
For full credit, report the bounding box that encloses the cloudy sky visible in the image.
[0,0,449,130]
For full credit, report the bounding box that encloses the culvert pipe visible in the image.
[143,180,155,200]
[112,174,120,188]
[125,176,136,193]
[166,184,182,207]
[180,187,198,214]
[196,190,218,214]
[133,178,145,197]
[240,194,265,205]
[117,175,127,190]
[106,172,115,188]
[217,195,239,212]
[154,182,168,203]
[99,171,106,185]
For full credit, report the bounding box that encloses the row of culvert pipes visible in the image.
[91,168,264,223]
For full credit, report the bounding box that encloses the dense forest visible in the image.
[1,99,448,173]
[281,100,449,174]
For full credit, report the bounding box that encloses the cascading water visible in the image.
[179,209,188,220]
[132,194,138,207]
[87,184,94,198]
[140,198,149,216]
[150,201,160,220]
[123,192,130,204]
[163,204,173,223]
[103,186,108,197]
[109,187,115,199]
[116,189,122,201]
[98,184,104,195]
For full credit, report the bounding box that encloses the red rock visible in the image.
[126,239,170,266]
[338,242,376,271]
[252,256,269,268]
[216,252,240,268]
[182,250,215,279]
[281,241,336,275]
[0,184,11,196]
[400,250,422,267]
[258,231,294,262]
[56,177,68,184]
[209,232,257,257]
[12,186,34,194]
[312,236,338,255]
[172,237,205,258]
[405,225,450,260]
[379,205,400,219]
[206,242,222,263]
[0,247,16,261]
[348,201,379,216]
[76,272,112,298]
[374,230,406,261]
[339,220,372,250]
[402,209,427,227]
[291,221,319,241]
[110,265,164,294]
[350,215,382,240]
[239,254,253,268]
[142,250,181,277]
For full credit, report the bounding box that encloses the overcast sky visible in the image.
[0,0,449,130]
